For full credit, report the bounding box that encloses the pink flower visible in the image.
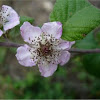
[0,5,20,36]
[16,22,75,77]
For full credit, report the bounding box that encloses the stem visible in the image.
[0,41,100,53]
[69,48,100,53]
[0,42,23,48]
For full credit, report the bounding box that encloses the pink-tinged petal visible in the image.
[57,40,75,50]
[38,62,57,77]
[41,22,62,39]
[20,22,42,43]
[70,41,75,47]
[16,44,36,67]
[2,5,20,31]
[0,30,3,37]
[59,51,70,66]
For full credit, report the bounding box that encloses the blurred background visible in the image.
[0,0,100,99]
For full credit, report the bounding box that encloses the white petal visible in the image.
[1,5,20,31]
[0,30,3,37]
[59,51,70,66]
[20,22,42,43]
[16,44,37,67]
[38,62,58,77]
[41,22,62,39]
[56,39,75,50]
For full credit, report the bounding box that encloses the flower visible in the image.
[0,5,20,36]
[16,22,75,77]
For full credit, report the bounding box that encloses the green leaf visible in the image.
[50,0,100,41]
[20,16,34,26]
[9,16,34,38]
[63,6,100,41]
[75,32,97,49]
[83,53,100,78]
[50,0,90,24]
[76,32,100,78]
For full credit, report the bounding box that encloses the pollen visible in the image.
[29,34,61,65]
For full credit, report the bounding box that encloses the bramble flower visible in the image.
[0,5,20,36]
[16,22,75,77]
[0,30,3,37]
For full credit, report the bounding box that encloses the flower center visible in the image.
[29,34,61,64]
[37,42,52,57]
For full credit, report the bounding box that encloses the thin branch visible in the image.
[0,41,100,54]
[69,48,100,53]
[0,42,23,48]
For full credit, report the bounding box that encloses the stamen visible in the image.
[29,32,62,65]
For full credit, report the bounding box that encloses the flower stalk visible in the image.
[0,41,23,48]
[69,49,100,53]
